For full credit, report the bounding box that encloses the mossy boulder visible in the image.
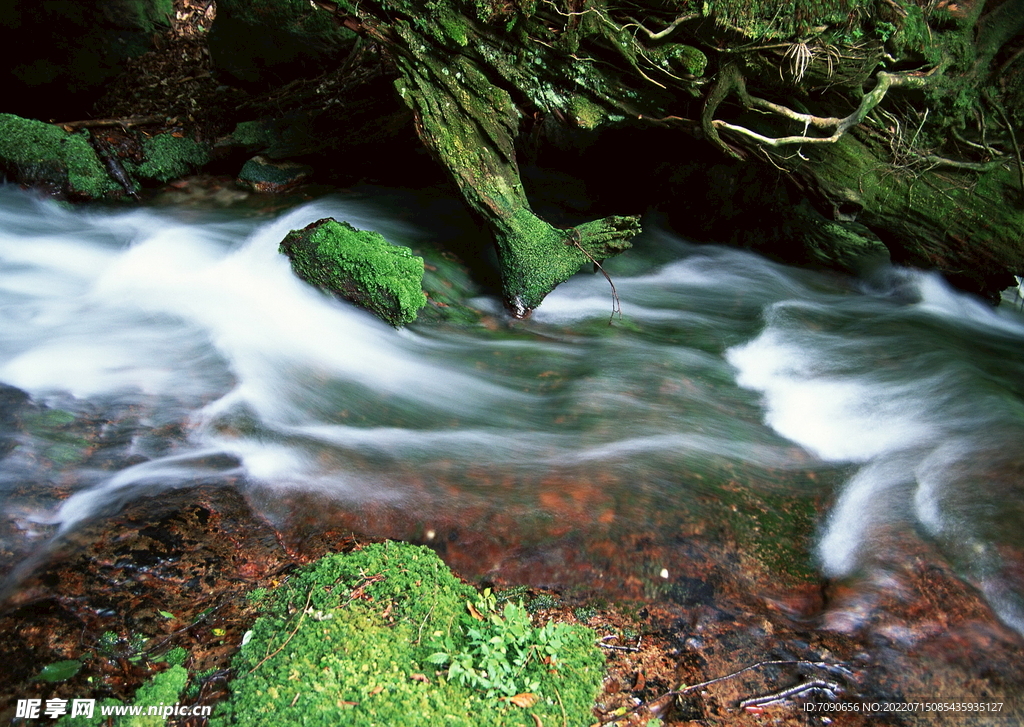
[279,219,428,326]
[126,133,211,184]
[212,542,604,727]
[0,114,120,199]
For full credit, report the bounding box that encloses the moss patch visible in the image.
[59,666,188,727]
[127,133,211,184]
[279,218,428,326]
[213,542,604,726]
[0,114,120,199]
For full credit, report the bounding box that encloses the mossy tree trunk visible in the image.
[310,0,1023,304]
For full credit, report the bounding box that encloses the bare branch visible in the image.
[54,115,168,130]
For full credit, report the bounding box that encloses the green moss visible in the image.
[567,95,607,130]
[129,133,211,183]
[58,667,187,727]
[702,0,874,41]
[214,542,604,727]
[229,121,277,149]
[279,218,427,326]
[0,114,120,199]
[237,156,312,192]
[648,44,707,77]
[216,0,355,44]
[21,408,92,466]
[124,666,189,727]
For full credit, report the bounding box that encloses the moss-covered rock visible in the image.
[126,133,211,184]
[212,542,604,727]
[0,114,121,199]
[237,155,312,193]
[279,218,428,326]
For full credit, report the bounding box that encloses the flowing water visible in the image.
[2,182,1024,641]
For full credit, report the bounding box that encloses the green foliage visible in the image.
[495,585,530,604]
[162,647,189,666]
[699,0,875,41]
[245,587,269,603]
[279,218,427,326]
[97,631,121,656]
[213,542,604,726]
[526,594,560,612]
[35,660,82,682]
[573,606,596,623]
[428,589,584,698]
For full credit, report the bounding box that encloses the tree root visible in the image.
[711,68,940,150]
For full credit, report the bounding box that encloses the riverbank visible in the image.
[2,481,1023,725]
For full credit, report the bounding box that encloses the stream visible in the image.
[2,181,1024,666]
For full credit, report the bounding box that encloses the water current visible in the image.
[2,183,1024,637]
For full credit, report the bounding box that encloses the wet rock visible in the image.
[236,155,312,193]
[279,218,427,326]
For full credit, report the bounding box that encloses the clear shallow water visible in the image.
[2,184,1024,632]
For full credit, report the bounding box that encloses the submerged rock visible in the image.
[279,218,427,326]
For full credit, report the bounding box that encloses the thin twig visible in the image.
[554,686,567,727]
[739,678,841,708]
[247,589,314,675]
[566,232,622,323]
[600,660,844,724]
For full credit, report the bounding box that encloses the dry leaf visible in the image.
[410,673,430,683]
[632,670,646,691]
[508,693,539,708]
[531,714,544,727]
[467,601,484,620]
[369,685,384,696]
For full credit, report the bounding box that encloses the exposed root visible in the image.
[624,13,697,40]
[711,68,941,150]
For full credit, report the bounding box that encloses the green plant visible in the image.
[495,585,529,605]
[97,631,120,656]
[162,647,188,666]
[526,594,560,613]
[428,589,583,698]
[212,542,605,726]
[573,606,596,623]
[245,587,268,603]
